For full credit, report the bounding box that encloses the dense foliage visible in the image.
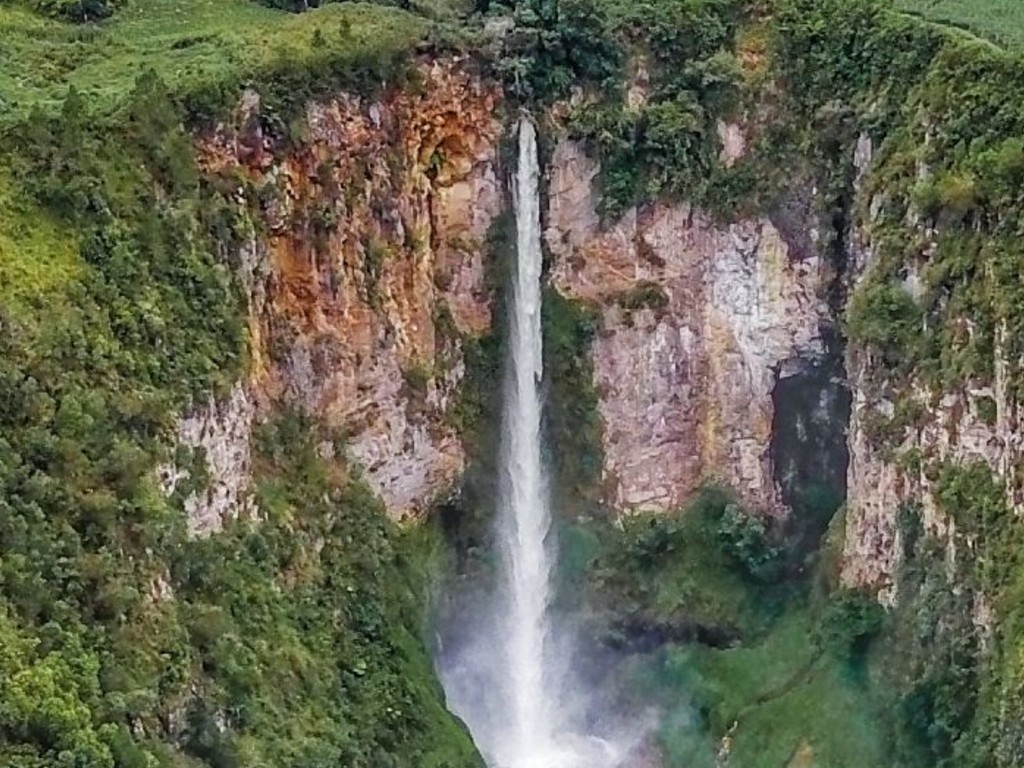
[542,288,604,517]
[0,76,243,768]
[567,0,744,217]
[778,0,1024,398]
[815,588,884,662]
[587,487,783,635]
[770,1,1024,764]
[489,0,621,101]
[5,0,1024,765]
[0,40,478,766]
[174,413,483,768]
[582,488,891,766]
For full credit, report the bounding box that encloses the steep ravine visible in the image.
[155,52,1024,764]
[161,72,870,763]
[168,93,851,547]
[7,1,1024,765]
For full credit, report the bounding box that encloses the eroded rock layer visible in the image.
[547,139,828,515]
[167,59,503,532]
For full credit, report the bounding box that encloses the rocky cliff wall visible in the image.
[546,138,830,516]
[158,68,1012,575]
[164,59,504,533]
[841,355,1024,603]
[841,138,1024,602]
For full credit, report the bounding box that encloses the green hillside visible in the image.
[895,0,1024,49]
[0,0,424,120]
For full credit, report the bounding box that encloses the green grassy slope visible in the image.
[0,0,424,120]
[895,0,1024,49]
[659,609,887,768]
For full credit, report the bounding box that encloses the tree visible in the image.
[31,0,126,22]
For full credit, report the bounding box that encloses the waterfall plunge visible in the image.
[500,116,555,763]
[439,119,630,768]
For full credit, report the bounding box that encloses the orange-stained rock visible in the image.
[184,58,504,525]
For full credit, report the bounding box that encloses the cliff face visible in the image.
[546,138,830,516]
[159,61,1019,604]
[166,59,503,533]
[842,354,1023,602]
[167,86,836,533]
[841,139,1024,602]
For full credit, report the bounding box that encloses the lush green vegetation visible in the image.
[653,607,889,767]
[0,2,477,762]
[770,1,1024,764]
[582,488,891,767]
[542,288,604,517]
[29,0,125,23]
[5,0,1024,765]
[776,0,1024,399]
[480,0,622,101]
[587,488,784,637]
[580,472,1018,767]
[172,412,483,768]
[0,78,245,768]
[564,0,745,218]
[0,0,424,121]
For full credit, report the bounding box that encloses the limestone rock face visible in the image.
[160,384,256,538]
[547,140,828,515]
[841,134,1024,600]
[174,58,503,532]
[843,353,1024,602]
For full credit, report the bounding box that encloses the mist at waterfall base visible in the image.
[437,119,648,768]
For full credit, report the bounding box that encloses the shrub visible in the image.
[716,502,782,583]
[402,361,433,395]
[31,0,126,22]
[975,395,998,426]
[616,281,669,326]
[816,588,885,661]
[846,278,922,363]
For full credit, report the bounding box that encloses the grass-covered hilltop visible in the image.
[2,0,1024,767]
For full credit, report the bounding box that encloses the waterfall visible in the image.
[439,118,628,768]
[500,116,555,763]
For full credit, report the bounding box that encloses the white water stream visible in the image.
[439,119,631,768]
[499,115,557,764]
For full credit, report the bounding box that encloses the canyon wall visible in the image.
[164,59,504,534]
[841,138,1024,602]
[157,64,1024,600]
[546,138,831,516]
